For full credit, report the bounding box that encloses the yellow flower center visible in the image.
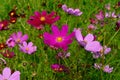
[26,48,29,51]
[56,37,63,42]
[6,53,9,57]
[40,16,45,21]
[59,68,63,71]
[11,12,14,16]
[0,44,4,48]
[16,39,20,42]
[11,20,16,23]
[1,24,4,27]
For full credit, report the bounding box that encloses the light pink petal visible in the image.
[60,25,68,36]
[9,71,20,80]
[75,29,83,42]
[85,41,102,52]
[51,25,60,34]
[84,34,94,43]
[17,32,22,38]
[3,67,11,79]
[23,42,28,47]
[28,42,33,47]
[0,74,4,80]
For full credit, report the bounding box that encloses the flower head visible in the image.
[27,11,60,30]
[51,64,69,73]
[1,50,15,58]
[43,25,74,51]
[56,52,70,59]
[116,20,120,31]
[103,65,113,73]
[0,20,9,30]
[0,43,7,50]
[95,10,104,20]
[19,42,37,54]
[0,67,20,80]
[62,4,82,16]
[94,63,102,69]
[10,31,28,44]
[6,38,16,48]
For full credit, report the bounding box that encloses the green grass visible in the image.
[0,0,120,80]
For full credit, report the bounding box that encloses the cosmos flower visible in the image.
[0,67,20,80]
[105,3,111,10]
[10,31,28,44]
[116,20,120,31]
[62,4,82,16]
[0,43,7,50]
[19,41,37,54]
[56,52,70,59]
[27,11,60,30]
[95,10,104,21]
[75,28,102,53]
[103,65,113,73]
[94,63,102,69]
[88,24,96,30]
[0,20,9,30]
[1,50,15,58]
[43,25,74,51]
[74,28,94,47]
[105,12,117,18]
[51,64,69,73]
[6,38,16,48]
[92,46,111,58]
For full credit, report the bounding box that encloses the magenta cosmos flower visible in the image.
[10,31,28,44]
[27,11,60,30]
[19,41,37,54]
[0,67,20,80]
[43,25,74,51]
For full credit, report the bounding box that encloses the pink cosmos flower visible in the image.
[75,28,102,52]
[105,12,117,18]
[56,52,70,59]
[62,4,82,16]
[27,11,60,30]
[105,3,111,10]
[43,25,74,51]
[0,20,9,30]
[19,41,37,54]
[6,38,16,48]
[94,63,102,69]
[95,10,104,21]
[103,65,113,73]
[0,67,20,80]
[92,46,111,59]
[1,50,15,58]
[10,31,28,44]
[88,24,97,30]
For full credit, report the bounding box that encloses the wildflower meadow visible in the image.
[0,0,120,80]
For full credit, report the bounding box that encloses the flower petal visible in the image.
[51,25,60,34]
[84,34,94,43]
[60,25,68,36]
[85,41,102,52]
[3,67,11,79]
[9,71,20,80]
[75,29,83,42]
[17,32,22,38]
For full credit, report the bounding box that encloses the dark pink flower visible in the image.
[116,20,120,31]
[1,50,15,58]
[19,41,37,54]
[27,11,60,30]
[10,31,28,44]
[0,20,9,30]
[43,25,74,51]
[0,67,20,80]
[51,64,69,73]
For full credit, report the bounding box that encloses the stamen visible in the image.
[40,16,45,21]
